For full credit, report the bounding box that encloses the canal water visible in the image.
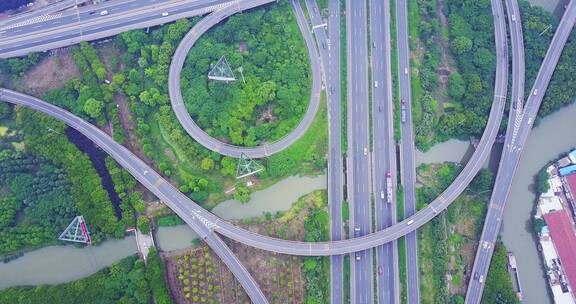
[0,236,137,290]
[414,102,576,303]
[0,174,326,289]
[500,102,576,304]
[156,174,327,251]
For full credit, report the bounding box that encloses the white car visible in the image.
[404,67,408,74]
[380,190,385,199]
[364,147,368,155]
[100,10,108,16]
[406,219,414,225]
[374,81,378,88]
[162,12,169,17]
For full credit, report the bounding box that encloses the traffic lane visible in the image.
[463,0,511,300]
[0,0,230,43]
[0,0,232,56]
[0,0,178,34]
[327,0,344,302]
[396,0,419,302]
[468,1,575,301]
[370,0,397,301]
[348,0,372,302]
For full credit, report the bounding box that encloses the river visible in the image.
[414,103,576,303]
[156,174,327,251]
[0,174,326,289]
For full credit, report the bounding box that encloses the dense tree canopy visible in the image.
[181,0,310,146]
[0,255,173,304]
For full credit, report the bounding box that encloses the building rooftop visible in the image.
[559,165,576,177]
[539,195,563,215]
[544,210,576,298]
[567,174,576,199]
[569,149,576,164]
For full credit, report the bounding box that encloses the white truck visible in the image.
[386,172,393,204]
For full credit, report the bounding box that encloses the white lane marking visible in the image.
[2,13,63,30]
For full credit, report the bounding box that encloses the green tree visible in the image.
[451,36,472,54]
[447,73,466,99]
[234,184,250,204]
[83,98,104,118]
[470,169,494,193]
[220,157,237,176]
[0,103,12,120]
[200,158,215,171]
[137,216,150,234]
[535,169,550,194]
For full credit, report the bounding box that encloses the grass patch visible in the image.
[398,237,408,303]
[343,255,351,304]
[340,0,347,152]
[390,0,401,141]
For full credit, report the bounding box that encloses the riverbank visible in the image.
[0,174,326,290]
[532,151,576,303]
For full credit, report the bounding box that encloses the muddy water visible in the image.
[501,102,576,304]
[1,175,326,289]
[416,139,471,166]
[527,0,561,14]
[0,236,137,290]
[156,174,327,251]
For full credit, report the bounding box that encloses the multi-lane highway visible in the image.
[395,0,420,302]
[325,0,345,302]
[369,0,399,302]
[0,0,91,28]
[300,0,345,303]
[466,0,576,302]
[345,0,373,302]
[0,0,237,58]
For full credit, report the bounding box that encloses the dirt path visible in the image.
[436,0,459,109]
[20,49,80,95]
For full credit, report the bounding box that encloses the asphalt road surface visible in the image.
[370,0,399,302]
[466,0,576,302]
[345,0,374,302]
[326,0,345,302]
[394,1,420,302]
[0,0,236,58]
[300,0,345,303]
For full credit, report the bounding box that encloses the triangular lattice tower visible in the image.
[208,56,236,82]
[59,216,92,244]
[236,153,264,179]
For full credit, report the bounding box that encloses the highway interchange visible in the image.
[1,0,575,303]
[466,0,576,302]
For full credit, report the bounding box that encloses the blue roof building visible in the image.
[569,149,576,163]
[559,164,576,176]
